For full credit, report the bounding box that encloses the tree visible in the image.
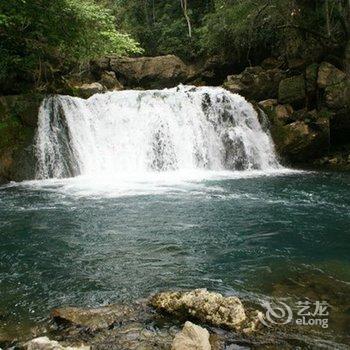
[0,0,142,92]
[180,0,192,38]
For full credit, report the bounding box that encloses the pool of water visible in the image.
[0,170,349,345]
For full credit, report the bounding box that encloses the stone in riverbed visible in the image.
[171,321,211,350]
[51,304,137,331]
[25,337,89,350]
[149,289,247,330]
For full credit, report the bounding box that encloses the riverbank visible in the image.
[2,283,350,350]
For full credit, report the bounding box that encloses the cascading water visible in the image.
[35,85,281,179]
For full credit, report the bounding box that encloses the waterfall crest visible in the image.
[35,86,281,179]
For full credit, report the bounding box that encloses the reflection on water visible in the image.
[0,170,349,346]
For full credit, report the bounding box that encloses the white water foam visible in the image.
[30,85,295,196]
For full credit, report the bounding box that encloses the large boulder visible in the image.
[260,98,332,164]
[224,66,285,100]
[150,289,247,330]
[109,55,192,89]
[278,75,306,106]
[317,62,346,89]
[273,119,330,163]
[171,322,211,350]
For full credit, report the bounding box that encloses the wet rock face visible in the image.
[259,100,330,164]
[276,119,330,163]
[51,304,138,331]
[150,289,247,330]
[171,321,211,350]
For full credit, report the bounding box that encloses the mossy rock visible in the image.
[278,75,306,106]
[263,103,330,164]
[325,81,350,110]
[0,94,43,182]
[317,62,346,89]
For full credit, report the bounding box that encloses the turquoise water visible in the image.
[0,170,350,344]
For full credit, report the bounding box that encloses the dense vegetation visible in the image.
[0,0,142,92]
[0,0,349,93]
[113,0,349,72]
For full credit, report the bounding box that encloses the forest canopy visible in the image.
[113,0,349,62]
[0,0,142,87]
[0,0,349,91]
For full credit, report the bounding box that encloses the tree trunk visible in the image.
[180,0,192,38]
[325,0,331,38]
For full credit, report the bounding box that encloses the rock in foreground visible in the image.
[150,289,247,330]
[172,321,211,350]
[51,304,137,331]
[25,337,89,350]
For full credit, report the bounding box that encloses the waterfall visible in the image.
[35,86,281,179]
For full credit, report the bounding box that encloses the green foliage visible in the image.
[0,0,142,88]
[0,0,348,93]
[111,0,348,65]
[112,0,213,59]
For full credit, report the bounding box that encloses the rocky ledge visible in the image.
[224,59,350,166]
[2,289,332,350]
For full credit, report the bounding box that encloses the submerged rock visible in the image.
[51,304,137,331]
[25,337,89,350]
[171,321,211,350]
[150,289,247,330]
